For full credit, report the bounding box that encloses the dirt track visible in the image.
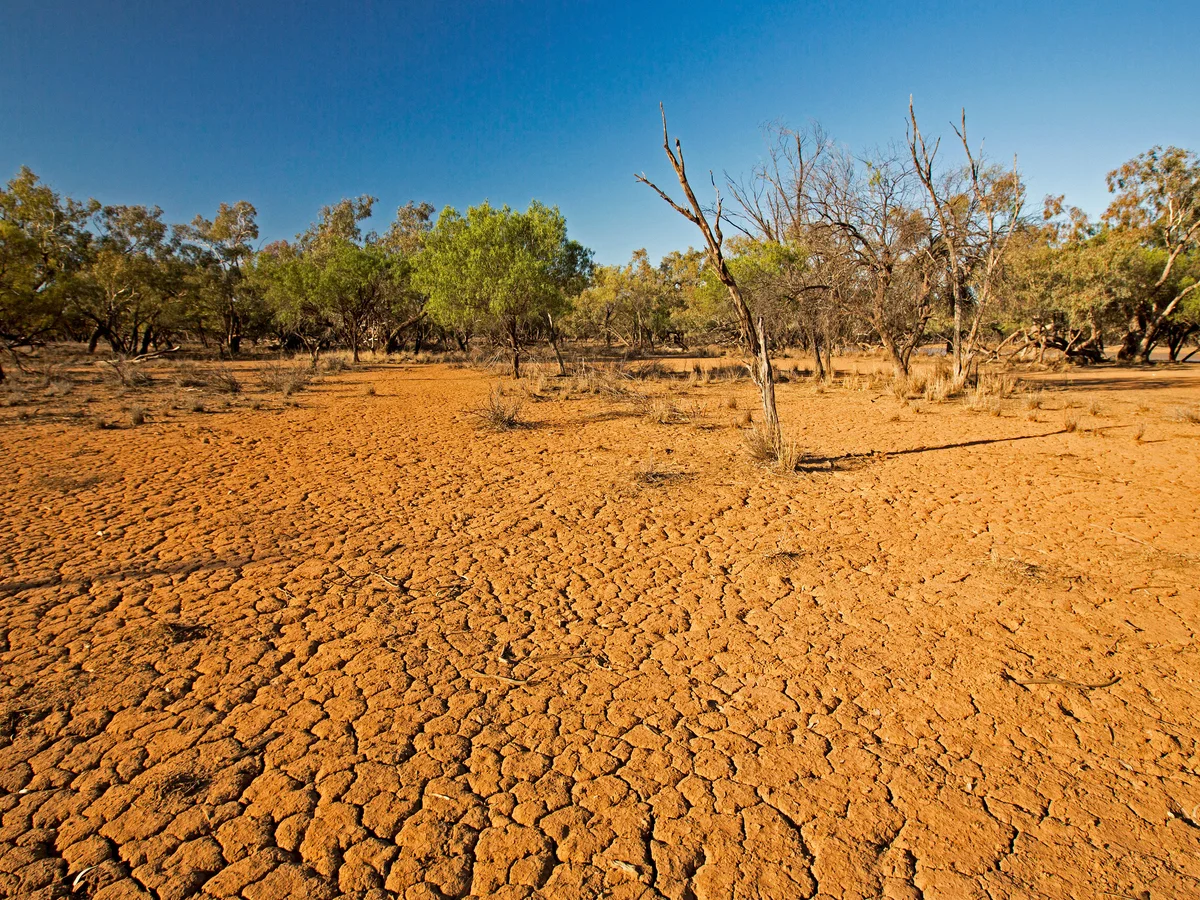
[2,360,1199,899]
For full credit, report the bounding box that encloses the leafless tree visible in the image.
[636,105,782,450]
[908,99,1025,385]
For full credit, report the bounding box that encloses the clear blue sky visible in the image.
[3,1,1197,265]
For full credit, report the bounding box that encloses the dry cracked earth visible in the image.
[1,357,1199,900]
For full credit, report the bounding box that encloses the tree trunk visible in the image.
[88,328,103,354]
[547,313,567,376]
[810,327,825,381]
[754,317,781,440]
[508,319,521,379]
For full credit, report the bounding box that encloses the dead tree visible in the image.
[636,105,782,450]
[908,99,1024,386]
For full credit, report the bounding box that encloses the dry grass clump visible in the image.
[173,363,210,388]
[978,373,1017,398]
[364,384,377,396]
[261,361,313,396]
[743,423,803,472]
[129,404,147,426]
[473,387,525,430]
[1062,412,1079,433]
[923,372,955,403]
[323,355,352,374]
[207,367,242,395]
[640,394,688,425]
[724,395,738,410]
[104,358,152,389]
[1171,406,1200,424]
[1023,390,1045,410]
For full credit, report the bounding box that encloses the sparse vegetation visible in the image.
[473,386,525,430]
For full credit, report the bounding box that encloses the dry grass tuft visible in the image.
[473,387,525,430]
[129,405,146,426]
[261,361,313,396]
[1062,412,1079,433]
[1173,406,1200,424]
[743,424,803,472]
[104,358,152,389]
[640,394,687,425]
[207,367,242,395]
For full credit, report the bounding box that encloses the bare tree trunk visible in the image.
[636,105,784,451]
[755,316,780,438]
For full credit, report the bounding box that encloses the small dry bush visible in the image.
[1062,412,1079,433]
[626,361,672,381]
[1088,400,1105,417]
[188,397,206,413]
[640,394,687,425]
[105,358,152,389]
[129,404,146,426]
[724,395,738,410]
[1174,406,1200,424]
[473,387,525,430]
[978,373,1016,398]
[743,423,803,472]
[207,367,242,395]
[923,373,954,403]
[1023,390,1045,410]
[364,384,376,396]
[261,361,313,396]
[173,363,210,388]
[323,355,352,374]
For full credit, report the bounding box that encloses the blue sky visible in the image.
[3,1,1198,264]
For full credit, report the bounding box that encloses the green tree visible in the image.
[1105,146,1200,361]
[0,167,97,376]
[414,201,592,377]
[177,201,261,354]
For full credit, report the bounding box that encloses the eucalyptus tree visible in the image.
[1104,146,1200,361]
[0,167,97,376]
[414,201,592,377]
[177,201,261,354]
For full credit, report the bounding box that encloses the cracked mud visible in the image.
[2,362,1199,899]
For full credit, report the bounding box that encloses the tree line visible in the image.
[2,104,1197,386]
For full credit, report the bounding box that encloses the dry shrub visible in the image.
[743,423,803,471]
[1174,406,1200,424]
[129,404,146,426]
[188,397,205,413]
[473,387,524,430]
[364,384,376,396]
[641,394,687,425]
[724,395,738,410]
[104,358,152,389]
[633,459,688,487]
[923,373,954,403]
[1023,390,1045,410]
[323,355,352,374]
[979,373,1016,398]
[626,361,671,381]
[1088,400,1105,417]
[1062,412,1079,433]
[261,361,313,396]
[173,363,209,388]
[207,367,242,395]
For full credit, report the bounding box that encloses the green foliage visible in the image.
[0,167,98,346]
[414,201,592,372]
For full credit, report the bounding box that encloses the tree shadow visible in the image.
[800,428,1069,471]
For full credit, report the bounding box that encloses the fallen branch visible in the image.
[1005,672,1120,690]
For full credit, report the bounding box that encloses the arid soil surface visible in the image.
[2,355,1199,899]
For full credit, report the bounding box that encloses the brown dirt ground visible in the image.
[1,353,1199,900]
